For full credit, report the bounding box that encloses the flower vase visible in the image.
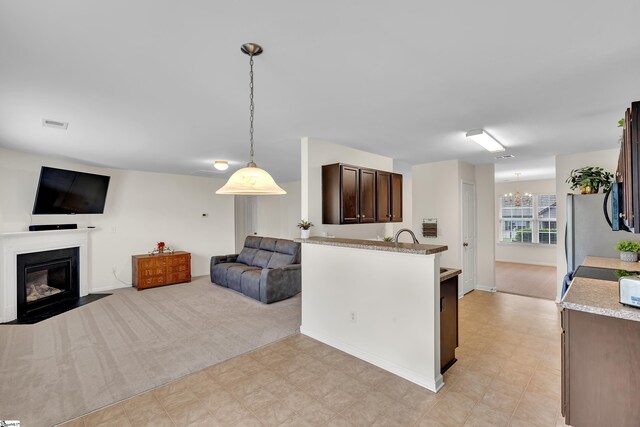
[301,229,311,239]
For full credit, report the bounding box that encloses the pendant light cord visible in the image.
[249,54,255,166]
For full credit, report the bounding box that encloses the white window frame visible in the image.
[499,193,557,245]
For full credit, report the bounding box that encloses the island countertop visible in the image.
[561,260,640,323]
[296,236,448,255]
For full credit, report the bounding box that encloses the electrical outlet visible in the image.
[350,311,357,323]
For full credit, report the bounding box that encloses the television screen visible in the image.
[32,166,111,215]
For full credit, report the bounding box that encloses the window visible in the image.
[499,194,556,245]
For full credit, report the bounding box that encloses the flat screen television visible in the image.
[32,166,111,215]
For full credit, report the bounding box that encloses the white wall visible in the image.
[255,180,301,240]
[301,137,395,239]
[0,147,235,291]
[411,160,459,268]
[555,148,619,300]
[494,178,557,266]
[475,164,496,290]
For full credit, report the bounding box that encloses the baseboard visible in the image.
[300,325,443,393]
[475,284,496,292]
[90,282,131,293]
[496,259,557,267]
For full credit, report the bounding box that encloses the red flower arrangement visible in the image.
[157,241,165,253]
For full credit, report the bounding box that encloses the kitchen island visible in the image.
[560,256,640,427]
[298,237,449,392]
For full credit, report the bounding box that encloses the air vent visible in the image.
[494,154,515,159]
[42,119,69,130]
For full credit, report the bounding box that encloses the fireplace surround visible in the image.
[0,228,91,323]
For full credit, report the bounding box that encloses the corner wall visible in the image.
[555,148,620,300]
[475,164,496,291]
[0,147,235,291]
[301,137,395,239]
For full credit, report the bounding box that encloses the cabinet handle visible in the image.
[362,214,366,219]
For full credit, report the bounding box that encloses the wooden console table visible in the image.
[132,251,191,290]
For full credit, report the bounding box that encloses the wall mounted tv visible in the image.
[32,166,111,215]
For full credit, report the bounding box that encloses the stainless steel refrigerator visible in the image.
[566,193,632,273]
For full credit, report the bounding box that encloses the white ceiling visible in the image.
[1,1,638,182]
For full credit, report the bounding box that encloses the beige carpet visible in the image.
[0,276,301,427]
[495,261,557,300]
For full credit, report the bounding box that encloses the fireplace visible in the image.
[17,247,79,319]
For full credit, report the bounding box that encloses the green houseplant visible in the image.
[297,219,313,238]
[616,240,640,262]
[566,166,614,194]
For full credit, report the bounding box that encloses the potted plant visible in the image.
[566,166,614,194]
[616,240,640,262]
[297,219,313,239]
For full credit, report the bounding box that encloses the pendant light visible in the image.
[216,43,286,195]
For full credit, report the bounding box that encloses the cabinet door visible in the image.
[359,169,376,223]
[391,173,403,222]
[440,276,458,373]
[341,165,359,224]
[376,171,391,223]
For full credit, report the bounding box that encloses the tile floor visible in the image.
[60,290,565,427]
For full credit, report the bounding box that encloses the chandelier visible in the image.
[503,172,531,207]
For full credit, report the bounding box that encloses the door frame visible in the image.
[460,180,477,297]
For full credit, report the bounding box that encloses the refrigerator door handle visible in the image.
[603,187,613,229]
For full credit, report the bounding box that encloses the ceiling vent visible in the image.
[494,154,515,159]
[42,119,69,130]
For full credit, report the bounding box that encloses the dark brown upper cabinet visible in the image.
[359,169,376,223]
[376,171,391,222]
[322,163,402,225]
[391,173,403,222]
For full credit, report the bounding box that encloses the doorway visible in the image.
[461,181,476,295]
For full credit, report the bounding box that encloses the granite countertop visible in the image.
[440,268,461,282]
[582,256,640,272]
[561,258,640,322]
[296,236,448,255]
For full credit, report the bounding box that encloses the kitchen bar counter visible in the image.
[296,236,447,255]
[299,235,446,391]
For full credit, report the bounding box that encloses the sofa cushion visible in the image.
[259,237,278,251]
[240,269,262,300]
[211,262,246,287]
[227,265,259,292]
[252,250,273,268]
[237,247,258,265]
[267,252,295,269]
[275,239,298,255]
[244,235,262,249]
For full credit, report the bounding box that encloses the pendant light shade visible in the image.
[216,164,286,195]
[216,43,286,196]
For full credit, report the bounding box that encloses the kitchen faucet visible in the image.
[393,228,419,244]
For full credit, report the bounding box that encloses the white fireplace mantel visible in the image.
[0,228,93,322]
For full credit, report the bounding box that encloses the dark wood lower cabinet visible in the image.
[440,275,459,373]
[562,308,640,427]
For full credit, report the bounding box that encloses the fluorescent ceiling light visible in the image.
[465,129,505,152]
[213,160,229,171]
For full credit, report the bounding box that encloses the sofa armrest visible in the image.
[259,264,301,303]
[211,254,238,267]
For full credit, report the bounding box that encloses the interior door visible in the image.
[359,169,376,223]
[461,182,476,295]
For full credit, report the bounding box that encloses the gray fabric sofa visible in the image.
[210,236,301,303]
